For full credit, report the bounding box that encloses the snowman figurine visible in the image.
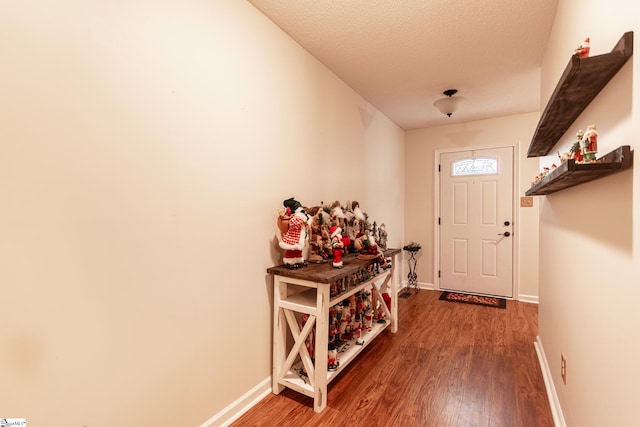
[278,198,310,269]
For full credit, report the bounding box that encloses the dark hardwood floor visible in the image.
[232,289,554,427]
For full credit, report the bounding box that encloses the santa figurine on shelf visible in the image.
[278,197,310,269]
[330,225,344,268]
[574,37,590,58]
[581,124,598,163]
[571,130,585,163]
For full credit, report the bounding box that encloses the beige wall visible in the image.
[405,113,541,300]
[0,1,404,425]
[538,1,640,426]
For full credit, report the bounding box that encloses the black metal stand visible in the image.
[400,247,420,298]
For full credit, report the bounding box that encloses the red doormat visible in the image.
[439,291,507,309]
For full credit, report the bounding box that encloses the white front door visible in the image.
[439,147,514,298]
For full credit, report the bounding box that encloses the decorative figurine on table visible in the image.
[351,200,366,223]
[341,230,351,257]
[330,225,344,268]
[354,314,364,346]
[308,207,331,263]
[329,200,347,230]
[340,305,350,339]
[376,306,387,323]
[369,286,388,325]
[581,124,598,163]
[574,37,591,58]
[378,223,388,251]
[343,200,365,252]
[328,343,339,371]
[354,230,389,268]
[364,307,374,331]
[277,197,310,269]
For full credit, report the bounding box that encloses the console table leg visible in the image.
[273,277,287,394]
[313,285,329,412]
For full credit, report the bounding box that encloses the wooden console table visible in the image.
[267,249,400,412]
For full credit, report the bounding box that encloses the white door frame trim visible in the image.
[433,142,520,299]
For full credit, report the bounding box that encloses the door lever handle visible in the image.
[498,231,511,237]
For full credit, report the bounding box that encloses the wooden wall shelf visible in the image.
[526,146,632,196]
[527,32,633,157]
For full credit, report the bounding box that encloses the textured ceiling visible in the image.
[248,0,558,130]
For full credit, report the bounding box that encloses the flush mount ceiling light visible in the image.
[433,89,466,117]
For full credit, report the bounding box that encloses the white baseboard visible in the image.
[518,294,539,304]
[399,281,435,291]
[200,377,271,427]
[534,336,566,427]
